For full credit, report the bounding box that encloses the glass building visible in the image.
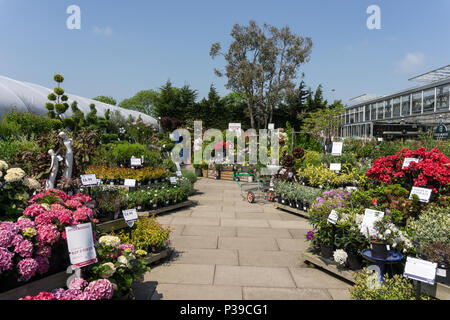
[339,65,450,139]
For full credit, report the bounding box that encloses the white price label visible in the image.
[80,174,98,187]
[346,186,358,192]
[175,163,182,171]
[327,210,339,225]
[169,177,177,184]
[122,209,138,225]
[124,179,136,187]
[331,142,343,156]
[176,171,182,177]
[66,223,97,268]
[330,163,341,172]
[404,257,437,285]
[409,187,432,203]
[279,169,287,175]
[436,268,447,277]
[268,123,275,130]
[402,158,419,169]
[130,157,142,167]
[360,209,384,232]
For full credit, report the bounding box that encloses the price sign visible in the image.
[169,177,178,185]
[175,163,181,171]
[176,171,183,177]
[66,223,97,268]
[409,187,432,203]
[331,142,343,156]
[130,157,142,167]
[124,179,136,187]
[404,257,437,285]
[330,163,341,172]
[360,209,384,232]
[80,174,98,187]
[268,123,275,130]
[402,158,419,169]
[327,210,339,225]
[122,209,139,227]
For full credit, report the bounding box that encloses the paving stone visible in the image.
[221,218,269,228]
[236,227,292,239]
[219,237,279,251]
[268,220,311,229]
[191,205,222,212]
[144,264,215,285]
[214,265,296,288]
[243,287,332,300]
[234,205,265,213]
[288,229,310,239]
[156,216,174,225]
[171,249,238,265]
[327,288,351,300]
[277,212,308,221]
[151,284,242,300]
[289,268,351,289]
[171,217,220,226]
[236,211,281,220]
[182,225,237,237]
[171,235,218,249]
[238,250,302,267]
[276,238,309,252]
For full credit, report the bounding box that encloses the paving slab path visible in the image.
[134,178,352,300]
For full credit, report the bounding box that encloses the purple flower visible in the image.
[17,258,39,280]
[11,234,24,247]
[14,239,34,258]
[52,288,66,299]
[0,247,15,273]
[0,221,20,234]
[306,231,316,241]
[35,256,50,274]
[84,279,114,300]
[69,277,88,290]
[118,244,135,253]
[0,230,15,248]
[15,219,35,232]
[63,289,83,300]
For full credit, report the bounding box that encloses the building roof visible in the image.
[409,65,450,83]
[0,75,158,125]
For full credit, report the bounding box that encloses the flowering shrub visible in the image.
[366,147,450,193]
[85,165,167,182]
[333,249,348,266]
[19,278,114,300]
[0,160,41,220]
[0,190,97,286]
[409,206,450,248]
[297,164,367,188]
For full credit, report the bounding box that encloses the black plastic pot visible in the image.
[289,200,296,208]
[347,253,363,271]
[295,199,302,209]
[195,168,203,177]
[371,242,388,259]
[277,197,282,204]
[303,201,310,211]
[320,244,333,259]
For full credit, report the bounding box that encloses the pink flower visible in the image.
[0,221,20,234]
[73,207,93,223]
[0,247,15,273]
[50,203,66,211]
[69,277,88,290]
[118,244,135,254]
[36,224,60,246]
[34,211,56,225]
[0,230,15,247]
[23,204,47,218]
[83,279,114,300]
[11,234,24,247]
[15,219,35,231]
[64,199,82,209]
[36,245,52,258]
[52,209,73,225]
[35,256,50,274]
[14,240,34,258]
[17,258,39,280]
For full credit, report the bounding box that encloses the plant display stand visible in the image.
[220,170,235,181]
[0,271,68,301]
[143,248,172,265]
[303,249,357,283]
[274,202,310,218]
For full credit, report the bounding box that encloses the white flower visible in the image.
[23,177,41,190]
[366,271,382,290]
[0,160,8,171]
[333,249,348,265]
[100,262,116,278]
[4,167,26,182]
[117,255,129,267]
[99,235,121,247]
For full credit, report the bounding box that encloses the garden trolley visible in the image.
[233,173,274,203]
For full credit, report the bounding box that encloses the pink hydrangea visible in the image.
[11,234,24,247]
[63,288,83,300]
[36,245,52,258]
[73,207,93,222]
[15,218,35,231]
[36,224,60,245]
[69,277,88,290]
[51,288,66,299]
[118,244,135,254]
[53,209,73,225]
[17,258,39,280]
[64,199,83,209]
[34,211,57,225]
[84,279,114,300]
[23,204,48,218]
[20,291,55,300]
[35,256,49,274]
[14,239,34,258]
[0,247,14,273]
[0,221,20,234]
[71,193,92,204]
[50,203,66,211]
[0,230,15,248]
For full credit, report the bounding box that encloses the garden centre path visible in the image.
[133,178,352,300]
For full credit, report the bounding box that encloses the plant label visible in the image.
[229,123,242,137]
[436,268,447,277]
[176,171,182,177]
[130,157,142,167]
[279,169,286,175]
[346,186,358,192]
[409,187,432,203]
[404,257,437,285]
[360,209,384,232]
[331,142,343,156]
[170,177,177,184]
[330,163,341,172]
[175,163,182,171]
[65,223,97,268]
[377,137,383,142]
[268,123,275,130]
[124,179,136,187]
[122,209,138,227]
[402,158,419,169]
[327,210,339,225]
[80,174,98,187]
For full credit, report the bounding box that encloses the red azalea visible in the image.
[372,198,377,206]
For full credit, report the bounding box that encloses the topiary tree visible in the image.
[46,74,70,120]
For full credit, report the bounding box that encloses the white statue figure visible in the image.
[46,149,59,190]
[59,132,74,179]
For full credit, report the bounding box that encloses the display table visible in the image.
[361,249,403,282]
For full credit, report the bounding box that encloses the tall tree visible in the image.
[301,102,344,145]
[119,90,159,115]
[93,96,117,106]
[210,20,313,129]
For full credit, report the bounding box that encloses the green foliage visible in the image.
[46,74,69,120]
[181,169,197,184]
[93,95,117,106]
[410,206,450,248]
[0,110,61,138]
[91,142,157,167]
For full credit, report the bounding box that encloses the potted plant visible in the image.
[193,163,203,177]
[422,242,450,285]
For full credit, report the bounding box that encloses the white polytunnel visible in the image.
[0,75,158,125]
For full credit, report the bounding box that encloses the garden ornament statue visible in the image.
[59,131,74,179]
[46,149,59,190]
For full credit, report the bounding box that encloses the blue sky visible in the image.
[1,0,449,105]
